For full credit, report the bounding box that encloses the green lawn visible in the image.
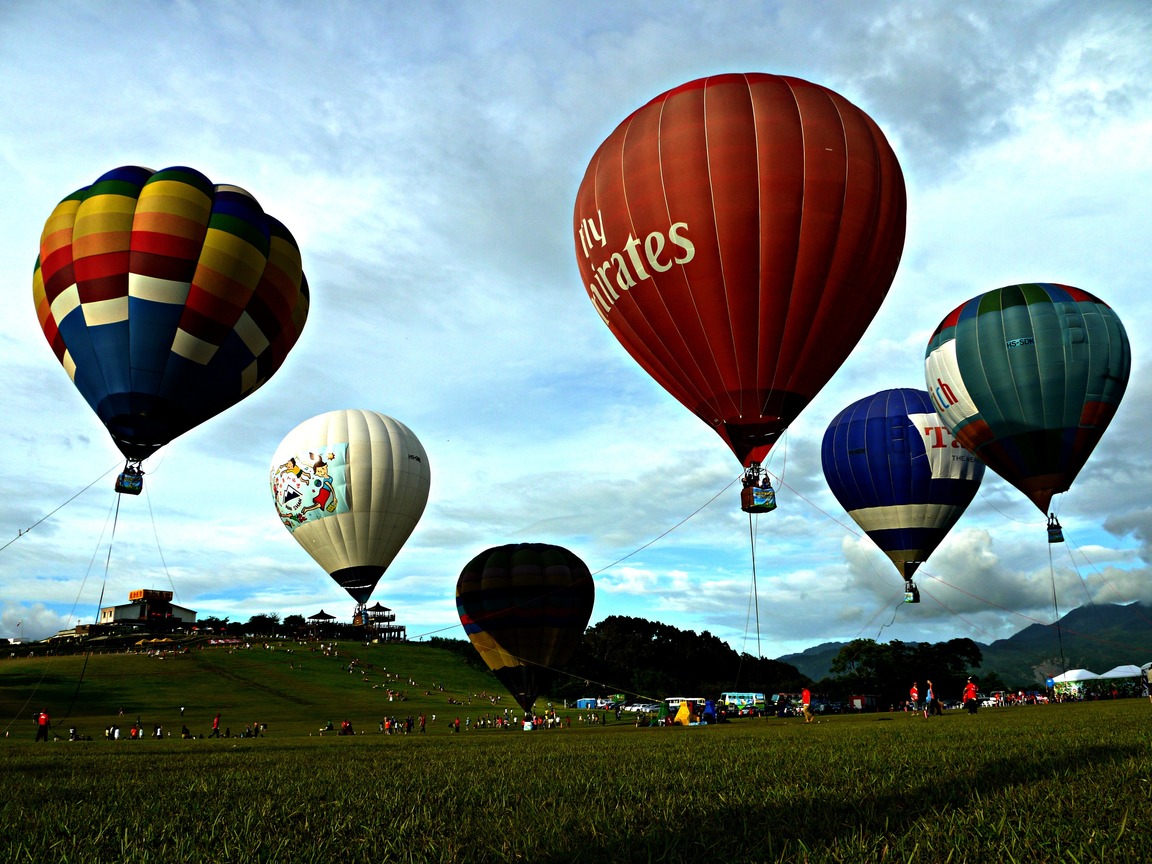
[3,643,1151,863]
[2,640,528,739]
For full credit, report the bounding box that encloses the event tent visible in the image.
[1051,669,1099,683]
[1097,664,1143,679]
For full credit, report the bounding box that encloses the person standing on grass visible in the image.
[964,678,979,714]
[210,713,221,738]
[801,687,814,723]
[923,680,935,719]
[35,709,51,741]
[909,682,919,714]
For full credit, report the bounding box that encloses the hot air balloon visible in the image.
[270,410,430,611]
[924,284,1130,524]
[456,543,595,716]
[32,165,309,493]
[573,73,906,505]
[822,388,985,602]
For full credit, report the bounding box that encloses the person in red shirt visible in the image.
[963,678,979,714]
[801,688,814,723]
[909,682,919,713]
[35,710,51,742]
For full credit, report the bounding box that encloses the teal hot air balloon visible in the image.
[822,388,984,599]
[456,544,595,716]
[924,283,1129,515]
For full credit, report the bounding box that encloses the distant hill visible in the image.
[775,642,848,684]
[776,602,1152,687]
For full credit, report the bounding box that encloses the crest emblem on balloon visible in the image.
[271,446,350,526]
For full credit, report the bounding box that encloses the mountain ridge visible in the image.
[776,601,1152,686]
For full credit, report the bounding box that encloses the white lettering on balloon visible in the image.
[578,209,695,323]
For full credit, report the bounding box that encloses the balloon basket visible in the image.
[115,465,143,495]
[741,485,777,514]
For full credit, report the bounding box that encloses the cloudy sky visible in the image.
[2,1,1150,663]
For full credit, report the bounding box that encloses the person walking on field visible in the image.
[909,682,919,714]
[801,687,815,723]
[923,680,935,719]
[964,677,979,714]
[210,713,221,738]
[35,709,51,741]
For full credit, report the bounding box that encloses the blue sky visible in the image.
[2,0,1151,661]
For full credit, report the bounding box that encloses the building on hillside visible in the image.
[353,601,407,641]
[98,589,197,629]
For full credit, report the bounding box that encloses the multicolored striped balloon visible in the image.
[924,283,1129,514]
[456,543,595,715]
[822,388,984,583]
[33,165,310,460]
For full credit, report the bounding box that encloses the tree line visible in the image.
[197,612,1003,708]
[550,617,997,708]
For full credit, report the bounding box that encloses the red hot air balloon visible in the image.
[574,73,906,476]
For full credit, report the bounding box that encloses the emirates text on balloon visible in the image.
[577,210,694,323]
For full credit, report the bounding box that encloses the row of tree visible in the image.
[197,614,300,636]
[545,617,1003,708]
[552,615,807,702]
[824,637,1008,706]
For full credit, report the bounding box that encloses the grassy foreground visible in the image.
[3,645,1151,862]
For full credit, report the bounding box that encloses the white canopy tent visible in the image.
[1051,669,1099,683]
[1097,664,1143,679]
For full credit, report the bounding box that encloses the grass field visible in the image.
[3,642,1151,863]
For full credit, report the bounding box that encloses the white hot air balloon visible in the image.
[270,409,430,606]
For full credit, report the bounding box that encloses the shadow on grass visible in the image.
[550,741,1140,862]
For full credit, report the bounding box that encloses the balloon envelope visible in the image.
[33,165,310,460]
[822,389,985,581]
[456,543,595,714]
[574,73,906,466]
[924,283,1129,514]
[270,410,430,604]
